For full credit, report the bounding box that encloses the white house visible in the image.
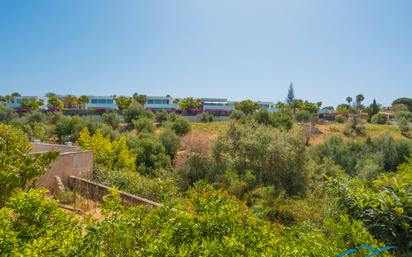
[85,96,118,110]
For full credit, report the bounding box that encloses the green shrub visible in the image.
[197,112,214,122]
[335,114,346,123]
[154,110,170,124]
[183,122,310,197]
[253,109,293,130]
[0,124,58,206]
[399,117,409,136]
[164,116,191,136]
[26,111,48,123]
[1,189,83,256]
[229,109,245,120]
[94,168,179,202]
[132,117,155,133]
[102,112,120,129]
[294,110,311,123]
[123,100,144,123]
[159,128,180,159]
[0,105,17,123]
[328,166,412,253]
[371,113,388,124]
[127,133,171,175]
[56,190,75,204]
[55,116,86,143]
[395,110,412,122]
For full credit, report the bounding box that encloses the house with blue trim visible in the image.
[144,96,179,111]
[257,101,279,113]
[85,96,118,110]
[201,98,235,113]
[5,96,48,110]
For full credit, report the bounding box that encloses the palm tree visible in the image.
[63,95,79,109]
[78,95,89,110]
[346,96,352,105]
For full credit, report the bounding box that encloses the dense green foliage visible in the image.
[329,164,412,253]
[2,94,412,256]
[371,113,388,124]
[312,134,412,176]
[0,124,58,206]
[179,122,309,197]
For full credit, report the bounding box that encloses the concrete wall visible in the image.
[30,142,93,192]
[31,142,80,153]
[68,176,162,207]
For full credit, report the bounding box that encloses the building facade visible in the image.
[257,101,279,113]
[144,96,179,111]
[85,96,118,110]
[201,98,235,112]
[4,96,48,110]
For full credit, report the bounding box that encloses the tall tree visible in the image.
[346,96,352,105]
[45,92,57,98]
[4,95,13,103]
[132,93,147,105]
[63,95,79,109]
[11,92,21,98]
[47,96,63,109]
[114,96,132,110]
[0,124,58,206]
[235,99,259,115]
[179,97,202,110]
[355,94,365,109]
[78,95,89,110]
[286,82,295,104]
[368,99,380,120]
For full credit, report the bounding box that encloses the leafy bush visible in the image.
[0,124,58,206]
[123,100,144,123]
[371,113,388,124]
[127,133,171,175]
[17,121,53,142]
[154,110,170,124]
[159,128,180,159]
[253,109,293,130]
[180,122,310,197]
[94,168,179,202]
[132,117,155,133]
[294,110,311,123]
[77,128,136,172]
[164,116,191,136]
[55,115,86,143]
[79,184,385,257]
[328,166,412,253]
[399,117,409,136]
[26,111,48,123]
[395,111,412,122]
[229,109,245,120]
[1,189,83,256]
[335,114,346,123]
[312,134,412,176]
[343,115,365,137]
[0,105,17,123]
[102,112,120,129]
[197,112,214,122]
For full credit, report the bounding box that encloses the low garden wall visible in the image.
[68,176,162,207]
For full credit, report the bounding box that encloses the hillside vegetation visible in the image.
[1,94,412,256]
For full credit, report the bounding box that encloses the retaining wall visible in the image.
[68,176,162,207]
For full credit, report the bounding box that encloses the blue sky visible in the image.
[0,0,411,106]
